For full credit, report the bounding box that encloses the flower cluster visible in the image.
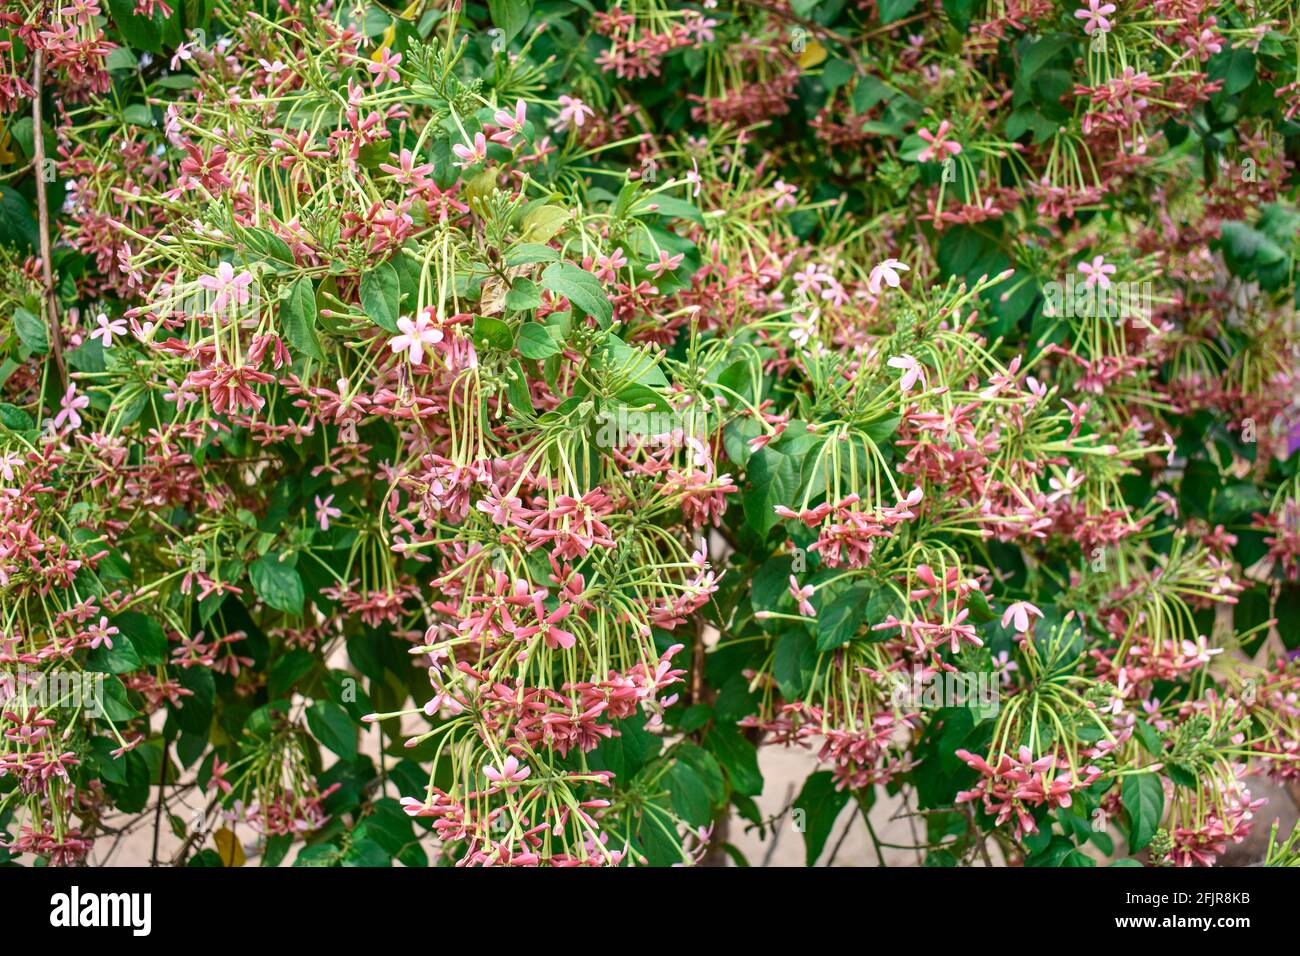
[0,0,1297,871]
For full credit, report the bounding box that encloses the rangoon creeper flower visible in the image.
[917,120,962,162]
[451,132,487,169]
[868,258,909,294]
[389,313,444,365]
[1077,255,1116,289]
[484,755,531,786]
[887,354,926,392]
[1075,0,1116,36]
[1000,601,1043,635]
[197,261,255,312]
[89,312,127,349]
[315,494,342,531]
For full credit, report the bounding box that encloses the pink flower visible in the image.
[917,120,962,162]
[491,99,528,145]
[53,384,90,431]
[315,494,342,531]
[788,576,815,617]
[0,450,21,484]
[86,616,119,650]
[389,313,444,365]
[451,132,488,169]
[773,179,797,210]
[1000,600,1043,634]
[484,754,531,786]
[594,248,628,282]
[378,148,434,185]
[1074,0,1116,36]
[210,759,233,795]
[887,354,926,392]
[1077,255,1116,289]
[367,48,402,86]
[685,159,702,197]
[868,258,909,294]
[197,261,255,312]
[647,250,684,278]
[555,95,594,128]
[89,312,127,349]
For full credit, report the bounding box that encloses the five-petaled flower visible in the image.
[390,312,445,365]
[367,48,402,85]
[197,261,255,312]
[315,494,342,531]
[917,120,962,163]
[1000,601,1043,635]
[1077,255,1116,289]
[647,250,685,278]
[89,312,127,349]
[869,258,910,294]
[53,384,90,431]
[1075,0,1116,36]
[484,755,532,787]
[451,132,488,169]
[555,95,594,128]
[888,354,926,392]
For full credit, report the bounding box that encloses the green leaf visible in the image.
[668,762,713,827]
[14,306,49,356]
[0,402,34,431]
[360,260,402,333]
[269,648,317,699]
[774,631,816,699]
[1018,33,1074,83]
[106,0,164,53]
[0,187,38,250]
[281,276,325,360]
[472,315,514,351]
[518,204,569,243]
[505,277,543,312]
[878,0,920,24]
[675,743,726,805]
[613,382,671,415]
[173,668,213,734]
[250,553,305,615]
[744,449,799,536]
[487,0,530,45]
[1123,772,1164,853]
[817,584,872,651]
[540,261,612,326]
[794,771,850,865]
[705,726,763,796]
[517,322,560,359]
[307,699,358,760]
[504,242,559,266]
[941,0,977,32]
[852,76,896,113]
[821,58,855,92]
[113,612,168,665]
[643,195,703,224]
[242,226,295,264]
[596,334,668,387]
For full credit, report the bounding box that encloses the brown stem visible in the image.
[31,48,65,384]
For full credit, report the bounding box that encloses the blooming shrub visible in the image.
[0,0,1298,869]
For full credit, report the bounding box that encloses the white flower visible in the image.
[868,258,909,294]
[389,313,444,365]
[887,354,925,392]
[90,313,127,349]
